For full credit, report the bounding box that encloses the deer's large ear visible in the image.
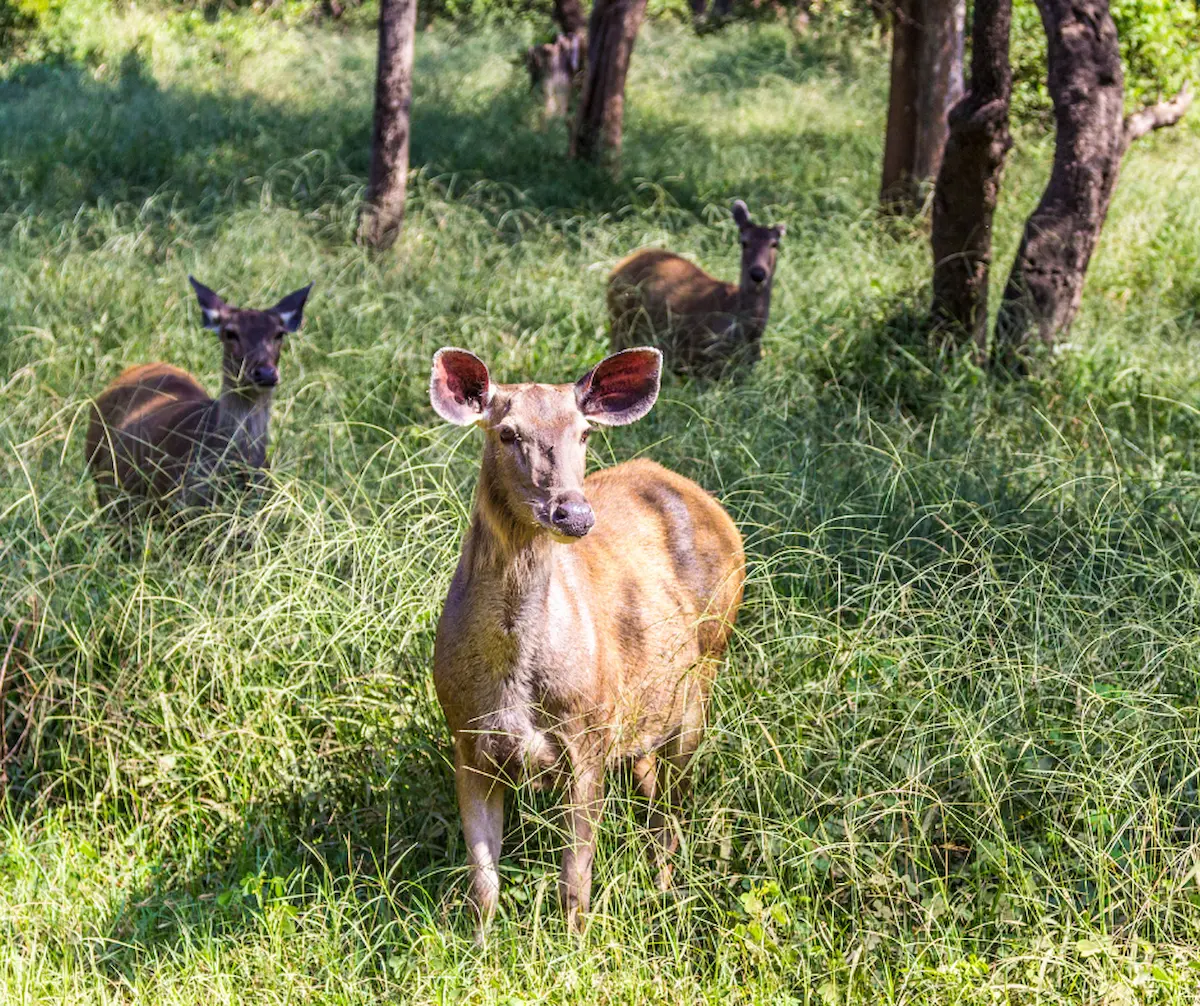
[772,223,786,240]
[575,348,662,427]
[189,276,227,331]
[271,283,313,333]
[431,348,494,425]
[731,199,751,229]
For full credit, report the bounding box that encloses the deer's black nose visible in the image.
[550,494,595,538]
[250,364,279,387]
[749,265,767,284]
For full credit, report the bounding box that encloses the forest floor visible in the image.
[3,10,1200,1003]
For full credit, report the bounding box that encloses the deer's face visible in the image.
[430,347,662,541]
[731,200,785,291]
[189,278,312,392]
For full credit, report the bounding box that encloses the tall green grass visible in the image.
[3,11,1200,1003]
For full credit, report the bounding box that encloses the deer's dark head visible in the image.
[731,200,785,292]
[190,277,312,394]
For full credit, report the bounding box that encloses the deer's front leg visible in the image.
[560,756,604,931]
[455,754,505,939]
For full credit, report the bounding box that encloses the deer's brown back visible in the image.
[86,363,213,500]
[581,457,744,668]
[609,250,741,353]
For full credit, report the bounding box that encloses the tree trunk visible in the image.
[689,0,708,25]
[912,0,964,183]
[880,0,921,209]
[929,0,1012,352]
[569,0,648,170]
[992,0,1191,371]
[553,0,586,37]
[881,0,964,212]
[358,0,418,250]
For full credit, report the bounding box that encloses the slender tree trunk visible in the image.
[689,0,709,24]
[553,0,586,36]
[569,0,648,170]
[881,0,921,209]
[881,0,963,212]
[358,0,418,250]
[992,0,1191,371]
[929,0,1012,352]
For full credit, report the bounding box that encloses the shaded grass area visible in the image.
[3,10,1200,1004]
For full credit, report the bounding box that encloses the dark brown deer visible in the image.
[85,277,311,515]
[429,346,745,936]
[608,200,785,377]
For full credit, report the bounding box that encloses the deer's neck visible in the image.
[737,279,773,337]
[461,448,556,634]
[212,382,274,467]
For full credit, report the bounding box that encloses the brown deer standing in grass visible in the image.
[608,200,785,378]
[85,277,311,516]
[429,346,745,936]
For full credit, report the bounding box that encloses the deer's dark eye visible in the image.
[499,427,519,444]
[222,329,239,342]
[581,429,591,444]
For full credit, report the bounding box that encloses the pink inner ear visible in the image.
[439,355,487,405]
[589,359,651,407]
[578,349,660,424]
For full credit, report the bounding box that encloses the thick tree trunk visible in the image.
[881,0,964,212]
[358,0,418,250]
[553,0,586,37]
[992,0,1191,371]
[569,0,648,170]
[929,0,1012,352]
[913,0,964,183]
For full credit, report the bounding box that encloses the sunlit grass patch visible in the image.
[3,9,1200,1004]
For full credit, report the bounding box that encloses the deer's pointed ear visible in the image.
[431,348,495,425]
[575,348,662,427]
[189,276,227,331]
[772,223,786,240]
[271,283,313,333]
[731,199,751,229]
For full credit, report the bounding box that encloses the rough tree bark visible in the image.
[929,0,1012,352]
[881,0,965,212]
[880,0,922,208]
[569,0,649,170]
[553,0,586,36]
[913,0,964,183]
[992,0,1191,371]
[358,0,419,250]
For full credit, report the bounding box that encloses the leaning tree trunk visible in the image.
[358,0,419,250]
[992,0,1191,371]
[569,0,648,170]
[929,0,1012,353]
[881,0,964,212]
